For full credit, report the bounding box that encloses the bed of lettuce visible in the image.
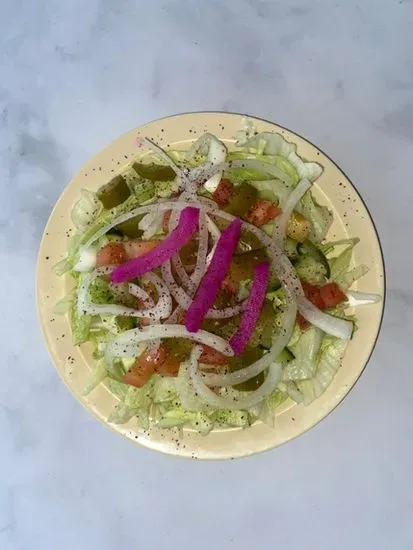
[53,127,368,435]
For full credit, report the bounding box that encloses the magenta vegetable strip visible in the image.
[229,262,270,355]
[185,218,242,333]
[111,207,199,284]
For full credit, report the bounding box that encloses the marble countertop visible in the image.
[1,1,412,549]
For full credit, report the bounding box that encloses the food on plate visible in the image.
[53,126,381,433]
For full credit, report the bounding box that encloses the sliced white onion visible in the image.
[297,296,353,339]
[139,211,159,232]
[107,325,234,357]
[171,255,193,292]
[205,136,227,192]
[206,215,221,241]
[128,273,173,321]
[273,178,312,246]
[202,290,297,386]
[189,346,283,410]
[161,261,246,319]
[346,290,381,307]
[108,342,147,358]
[73,246,97,272]
[139,198,169,235]
[143,216,163,239]
[127,283,154,307]
[199,196,219,208]
[206,243,217,268]
[205,215,221,267]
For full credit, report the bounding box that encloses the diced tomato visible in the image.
[246,200,282,227]
[155,354,181,377]
[123,345,168,388]
[298,282,347,331]
[320,283,347,309]
[212,179,235,207]
[162,210,171,232]
[123,363,153,388]
[296,312,309,330]
[123,239,160,260]
[221,274,238,296]
[199,345,228,366]
[96,242,126,266]
[123,355,156,388]
[301,281,325,310]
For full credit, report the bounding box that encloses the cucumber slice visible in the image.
[295,255,329,285]
[297,240,331,278]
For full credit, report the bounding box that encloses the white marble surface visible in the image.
[1,0,412,548]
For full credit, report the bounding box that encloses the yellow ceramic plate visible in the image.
[36,112,385,459]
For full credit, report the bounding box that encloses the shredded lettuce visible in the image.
[320,238,360,256]
[82,359,107,396]
[325,238,369,289]
[228,151,299,184]
[157,409,214,435]
[52,292,74,315]
[337,265,369,290]
[154,179,180,198]
[282,326,323,381]
[282,337,348,404]
[71,275,92,345]
[132,178,155,203]
[251,389,288,427]
[296,193,333,243]
[88,277,113,305]
[236,132,323,182]
[107,377,129,400]
[212,410,251,428]
[71,189,102,231]
[108,402,140,424]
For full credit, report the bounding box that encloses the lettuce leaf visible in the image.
[71,189,102,231]
[295,193,333,243]
[282,326,323,381]
[70,274,92,345]
[236,132,323,182]
[283,337,348,405]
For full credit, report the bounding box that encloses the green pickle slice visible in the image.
[163,338,193,362]
[224,183,258,217]
[97,175,131,209]
[115,215,144,238]
[132,162,176,182]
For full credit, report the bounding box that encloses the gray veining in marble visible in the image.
[1,0,412,549]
